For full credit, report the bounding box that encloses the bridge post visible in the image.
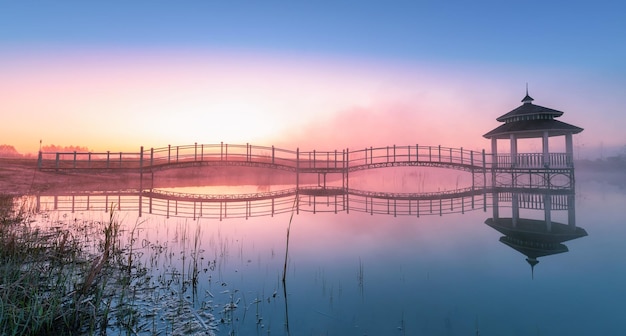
[438,145,441,162]
[483,149,490,189]
[416,144,419,162]
[37,151,42,170]
[88,152,91,168]
[460,147,463,165]
[346,148,349,214]
[296,148,300,215]
[386,146,389,163]
[201,144,204,161]
[341,149,345,191]
[220,142,223,161]
[471,150,475,187]
[296,148,300,190]
[168,145,171,164]
[55,153,59,171]
[272,146,275,164]
[393,145,396,162]
[140,146,144,192]
[313,150,316,168]
[247,143,249,162]
[106,151,110,169]
[335,149,337,168]
[150,148,154,167]
[176,146,179,163]
[73,151,77,169]
[429,146,432,161]
[194,142,197,161]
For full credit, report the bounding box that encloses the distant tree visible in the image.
[41,144,90,152]
[0,144,21,157]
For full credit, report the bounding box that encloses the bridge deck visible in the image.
[38,143,489,173]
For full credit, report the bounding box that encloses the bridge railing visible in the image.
[38,151,143,170]
[39,143,487,172]
[147,143,301,169]
[348,145,485,170]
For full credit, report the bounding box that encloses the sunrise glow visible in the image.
[1,2,624,159]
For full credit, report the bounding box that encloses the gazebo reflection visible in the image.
[485,189,587,278]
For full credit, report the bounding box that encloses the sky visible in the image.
[1,1,625,158]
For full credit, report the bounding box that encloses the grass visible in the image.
[0,194,145,335]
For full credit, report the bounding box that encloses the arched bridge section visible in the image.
[37,143,487,175]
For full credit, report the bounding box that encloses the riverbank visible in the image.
[0,158,141,195]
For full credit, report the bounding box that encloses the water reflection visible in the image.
[33,185,587,276]
[34,186,489,219]
[24,182,604,335]
[485,189,587,278]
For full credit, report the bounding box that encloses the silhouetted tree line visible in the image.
[576,150,626,172]
[0,144,91,158]
[0,145,20,157]
[41,144,90,153]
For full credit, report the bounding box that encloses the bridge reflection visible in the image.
[33,186,587,275]
[33,186,490,219]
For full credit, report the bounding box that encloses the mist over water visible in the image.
[17,162,625,335]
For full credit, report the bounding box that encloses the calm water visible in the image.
[29,170,626,335]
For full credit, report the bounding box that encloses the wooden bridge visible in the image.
[37,143,488,173]
[37,142,578,190]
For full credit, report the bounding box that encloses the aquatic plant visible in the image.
[0,196,167,335]
[0,195,114,334]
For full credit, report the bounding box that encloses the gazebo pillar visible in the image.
[492,192,500,220]
[510,134,518,167]
[567,193,576,228]
[491,138,498,168]
[511,193,519,227]
[543,193,552,232]
[542,131,550,167]
[565,133,574,167]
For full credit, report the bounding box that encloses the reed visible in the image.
[357,257,364,297]
[0,195,147,335]
[282,191,299,284]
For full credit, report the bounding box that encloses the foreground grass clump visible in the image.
[0,194,134,335]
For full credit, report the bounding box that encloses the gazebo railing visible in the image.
[492,153,573,168]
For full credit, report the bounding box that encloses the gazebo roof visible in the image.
[496,102,564,122]
[484,91,583,139]
[483,119,583,139]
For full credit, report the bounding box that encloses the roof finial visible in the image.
[521,84,534,104]
[526,257,539,279]
[526,82,529,96]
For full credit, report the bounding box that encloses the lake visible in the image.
[24,167,626,335]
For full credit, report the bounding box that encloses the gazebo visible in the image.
[484,90,583,168]
[483,90,583,188]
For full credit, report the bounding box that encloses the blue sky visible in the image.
[1,1,625,156]
[3,1,624,71]
[0,1,626,68]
